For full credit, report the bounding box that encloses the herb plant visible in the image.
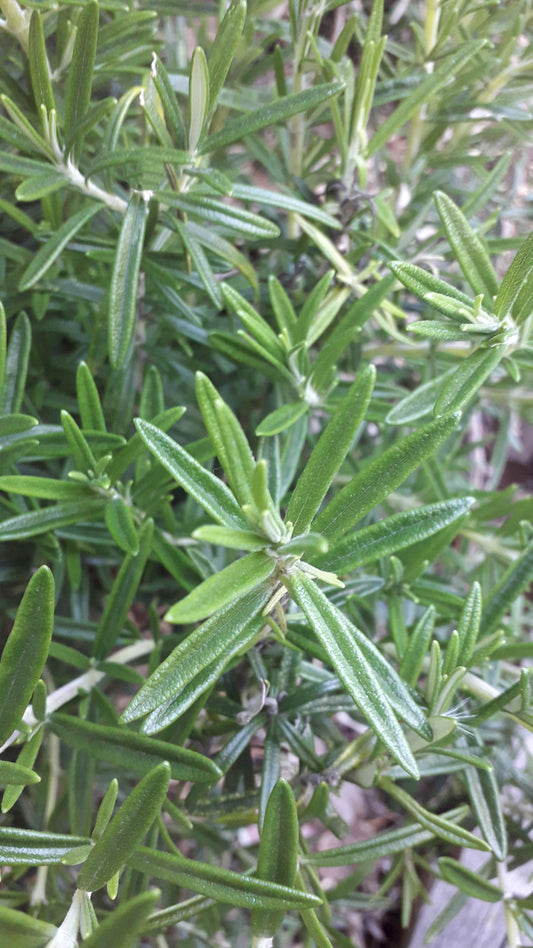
[0,1,532,946]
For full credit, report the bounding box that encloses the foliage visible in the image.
[0,0,532,945]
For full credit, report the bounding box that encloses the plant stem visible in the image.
[0,639,155,755]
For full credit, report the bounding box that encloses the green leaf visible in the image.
[268,275,298,340]
[165,551,275,624]
[231,183,341,230]
[208,0,246,111]
[78,762,170,892]
[150,54,186,148]
[456,581,482,666]
[303,806,470,866]
[0,761,40,787]
[438,858,502,902]
[19,205,100,291]
[320,497,474,573]
[0,475,93,501]
[255,401,308,437]
[0,414,37,438]
[386,368,457,425]
[93,518,154,659]
[200,81,343,154]
[28,12,55,114]
[171,217,223,308]
[0,827,90,865]
[159,190,279,237]
[286,365,375,534]
[2,728,43,812]
[106,406,185,483]
[61,408,97,470]
[390,261,474,319]
[253,779,299,938]
[135,418,247,530]
[109,193,147,369]
[495,230,533,325]
[121,585,272,724]
[434,191,499,300]
[314,413,460,543]
[105,496,139,555]
[1,312,31,414]
[49,714,221,783]
[195,371,256,507]
[221,283,287,362]
[482,538,533,636]
[464,764,507,861]
[367,42,484,157]
[192,525,266,551]
[128,846,322,911]
[76,362,106,432]
[0,905,56,947]
[285,571,419,778]
[380,778,490,851]
[188,46,210,152]
[399,606,436,688]
[0,498,104,541]
[64,1,99,139]
[15,169,65,202]
[82,891,161,948]
[0,566,54,747]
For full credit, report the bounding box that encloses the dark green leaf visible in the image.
[0,566,54,746]
[135,418,247,530]
[78,762,170,892]
[314,413,460,542]
[128,846,322,911]
[285,571,419,777]
[108,193,147,369]
[93,518,153,658]
[19,205,100,291]
[200,81,343,154]
[253,778,299,938]
[49,714,221,783]
[286,365,376,535]
[64,1,99,138]
[438,857,502,902]
[121,585,272,724]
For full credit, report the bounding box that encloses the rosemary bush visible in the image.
[0,1,532,945]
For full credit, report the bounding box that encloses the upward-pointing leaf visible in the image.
[28,12,55,115]
[108,194,147,369]
[434,191,499,301]
[285,570,419,778]
[286,365,375,534]
[64,1,99,140]
[253,779,299,939]
[495,229,533,326]
[188,46,209,152]
[313,413,460,543]
[195,372,256,507]
[77,762,170,892]
[208,0,247,112]
[0,566,54,747]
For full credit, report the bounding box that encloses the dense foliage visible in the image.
[0,0,532,945]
